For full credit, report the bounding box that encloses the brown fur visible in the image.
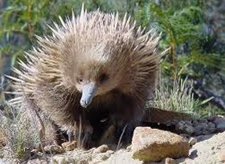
[9,8,160,145]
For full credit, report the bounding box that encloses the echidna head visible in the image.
[75,60,111,108]
[61,42,129,108]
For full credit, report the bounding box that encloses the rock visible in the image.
[194,122,208,133]
[27,159,47,164]
[131,127,190,162]
[95,153,110,161]
[92,147,113,163]
[61,141,77,151]
[216,122,225,131]
[164,157,177,164]
[95,150,114,160]
[212,116,225,124]
[184,125,195,134]
[104,150,141,164]
[208,122,216,129]
[50,156,68,164]
[193,120,199,126]
[176,121,195,134]
[199,123,208,130]
[126,145,132,151]
[93,145,109,154]
[199,118,208,124]
[208,127,216,133]
[176,132,225,164]
[31,148,40,153]
[218,150,225,162]
[212,116,225,130]
[78,160,89,164]
[44,145,64,154]
[105,150,114,156]
[194,125,202,135]
[188,137,197,146]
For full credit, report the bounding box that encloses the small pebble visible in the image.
[126,145,132,151]
[61,141,77,151]
[185,125,195,134]
[50,156,67,164]
[104,150,114,159]
[27,159,47,164]
[164,157,177,164]
[185,121,192,126]
[179,134,190,138]
[193,120,199,126]
[202,130,210,135]
[31,148,41,153]
[208,122,216,129]
[44,145,64,154]
[99,153,110,160]
[188,137,197,146]
[194,125,202,134]
[208,127,216,133]
[199,123,208,129]
[217,122,225,130]
[78,159,89,164]
[199,119,208,124]
[93,145,109,154]
[213,116,225,125]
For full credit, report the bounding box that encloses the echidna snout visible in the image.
[80,82,97,108]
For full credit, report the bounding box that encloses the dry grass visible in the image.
[0,75,42,162]
[151,77,213,118]
[0,102,40,162]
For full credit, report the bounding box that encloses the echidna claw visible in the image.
[67,130,73,142]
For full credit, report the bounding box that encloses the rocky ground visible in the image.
[0,115,225,164]
[102,131,225,164]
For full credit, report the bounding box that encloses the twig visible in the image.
[116,124,127,151]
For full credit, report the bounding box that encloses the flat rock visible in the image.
[61,141,77,151]
[131,127,190,162]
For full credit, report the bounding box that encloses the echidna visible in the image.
[9,7,160,145]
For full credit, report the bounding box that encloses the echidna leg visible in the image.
[69,118,93,147]
[113,96,144,144]
[82,121,93,147]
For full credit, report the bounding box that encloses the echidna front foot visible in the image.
[114,121,136,146]
[64,120,93,148]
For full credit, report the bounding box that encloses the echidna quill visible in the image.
[8,7,161,146]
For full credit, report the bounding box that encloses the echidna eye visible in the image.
[99,73,108,84]
[77,78,83,83]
